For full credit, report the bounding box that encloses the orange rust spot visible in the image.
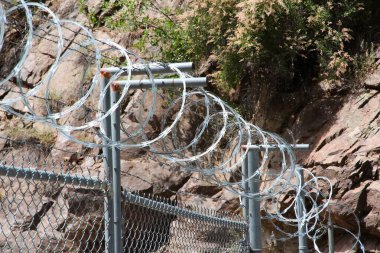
[100,70,111,78]
[241,145,248,151]
[111,82,121,92]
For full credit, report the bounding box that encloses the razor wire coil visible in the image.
[0,1,365,252]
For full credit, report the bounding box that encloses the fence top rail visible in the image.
[123,191,247,230]
[0,164,107,189]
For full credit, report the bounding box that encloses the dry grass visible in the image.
[6,126,56,146]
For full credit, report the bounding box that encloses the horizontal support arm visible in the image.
[114,77,208,89]
[101,62,194,76]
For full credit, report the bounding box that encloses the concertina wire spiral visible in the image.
[0,1,364,251]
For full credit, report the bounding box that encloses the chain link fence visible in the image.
[122,192,248,253]
[0,156,249,252]
[0,156,107,253]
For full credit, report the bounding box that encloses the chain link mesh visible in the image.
[122,192,249,252]
[0,155,108,253]
[0,155,248,252]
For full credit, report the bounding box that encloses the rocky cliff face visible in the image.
[294,84,380,251]
[0,0,379,252]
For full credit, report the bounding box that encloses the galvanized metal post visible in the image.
[296,165,308,253]
[328,212,334,253]
[110,84,123,253]
[100,72,114,253]
[242,156,249,221]
[248,149,262,252]
[242,144,309,253]
[242,155,249,246]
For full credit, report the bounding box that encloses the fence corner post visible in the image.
[100,72,114,253]
[110,82,123,253]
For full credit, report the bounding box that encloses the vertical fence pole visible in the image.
[242,156,249,221]
[296,165,308,253]
[242,155,249,246]
[248,148,262,252]
[100,72,114,253]
[110,84,123,252]
[328,212,334,253]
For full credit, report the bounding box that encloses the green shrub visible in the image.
[79,0,189,61]
[80,0,379,93]
[182,0,377,89]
